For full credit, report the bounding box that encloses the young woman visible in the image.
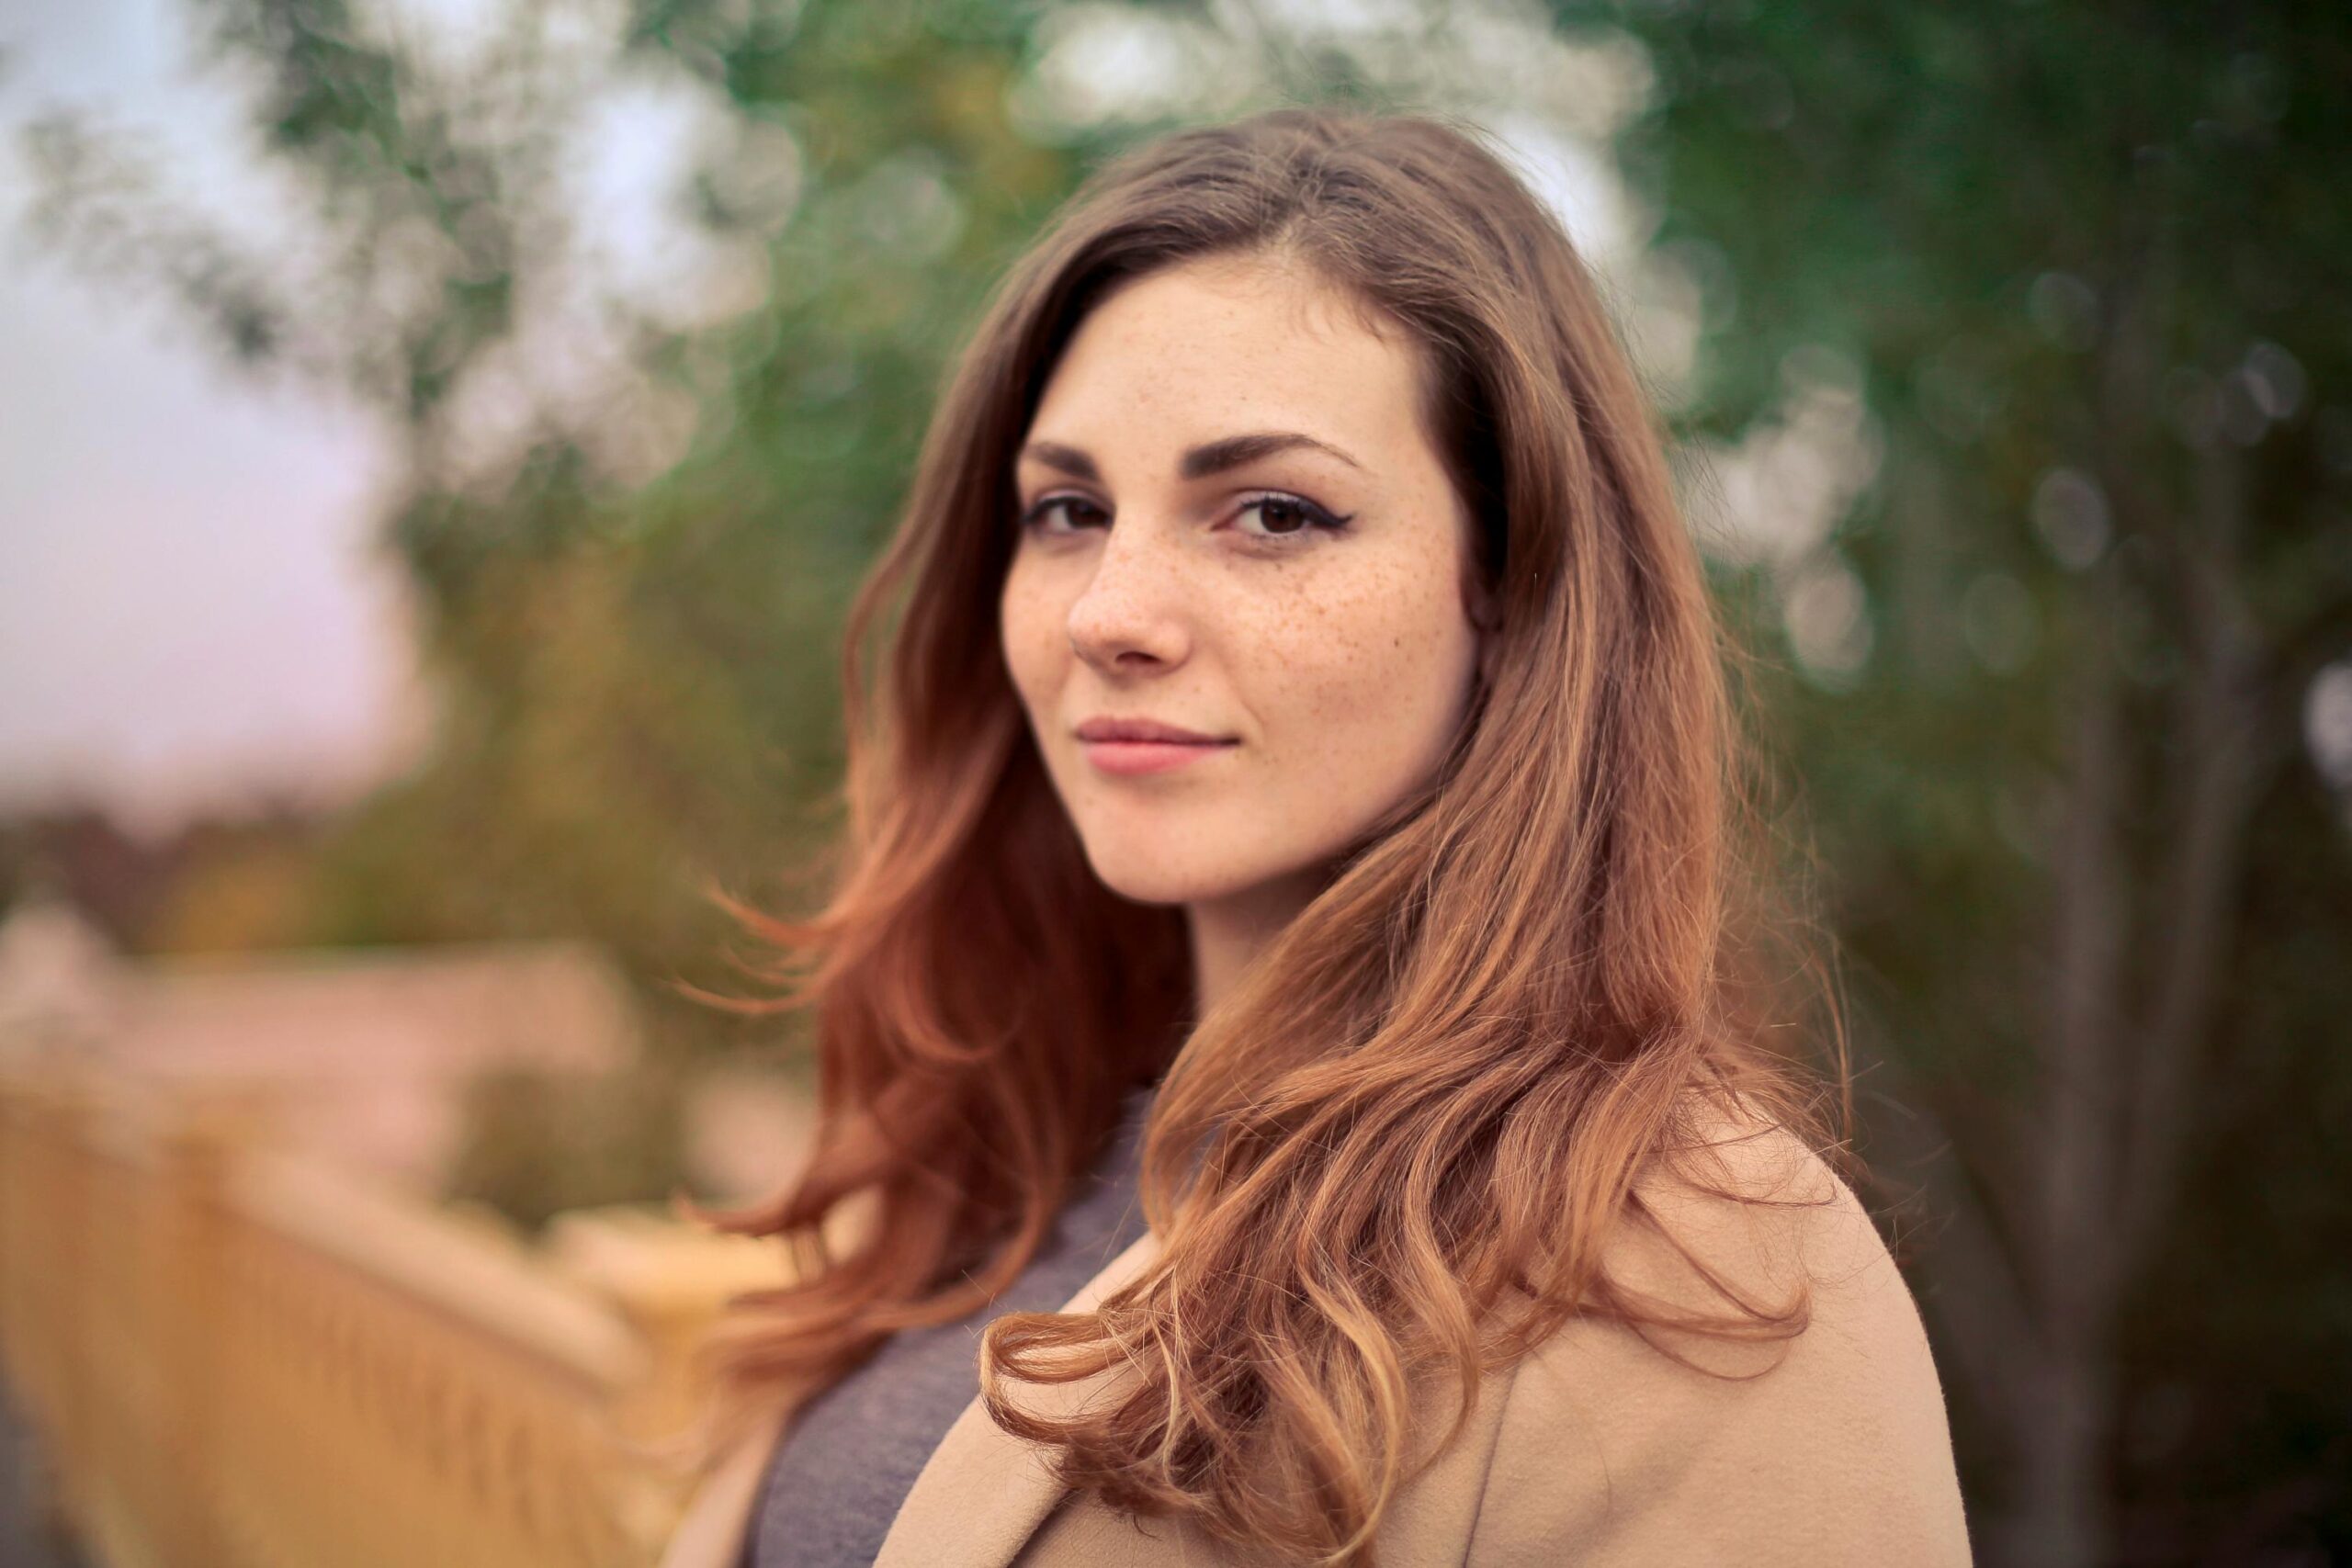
[662,107,1971,1568]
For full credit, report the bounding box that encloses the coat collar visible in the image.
[659,1228,1165,1568]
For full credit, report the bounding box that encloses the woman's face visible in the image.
[999,251,1488,915]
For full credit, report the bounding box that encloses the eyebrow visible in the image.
[1018,431,1364,485]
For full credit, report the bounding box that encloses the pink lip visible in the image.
[1075,716,1230,744]
[1073,716,1238,777]
[1079,738,1237,776]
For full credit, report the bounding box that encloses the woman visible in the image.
[663,107,1971,1567]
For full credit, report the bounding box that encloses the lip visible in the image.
[1073,716,1238,778]
[1075,716,1232,744]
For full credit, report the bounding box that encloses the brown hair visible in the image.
[700,107,1846,1565]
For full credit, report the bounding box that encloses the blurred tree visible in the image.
[15,0,1118,1232]
[142,823,324,953]
[20,0,1110,1054]
[444,1058,690,1231]
[1582,3,2352,1563]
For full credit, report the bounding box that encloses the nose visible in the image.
[1065,517,1193,677]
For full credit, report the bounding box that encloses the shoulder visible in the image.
[1463,1106,1973,1568]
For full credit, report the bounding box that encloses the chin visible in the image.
[1076,838,1254,909]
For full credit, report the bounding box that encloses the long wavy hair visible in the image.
[699,107,1848,1565]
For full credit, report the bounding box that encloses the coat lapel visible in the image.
[872,1227,1163,1568]
[656,1228,1164,1568]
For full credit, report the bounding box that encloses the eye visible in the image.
[1232,491,1354,542]
[1018,492,1110,535]
[1015,490,1355,542]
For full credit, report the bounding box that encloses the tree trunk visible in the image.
[2007,566,2131,1568]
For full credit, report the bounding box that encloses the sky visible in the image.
[0,0,421,838]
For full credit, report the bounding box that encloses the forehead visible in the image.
[1025,254,1430,462]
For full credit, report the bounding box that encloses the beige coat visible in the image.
[660,1120,1973,1568]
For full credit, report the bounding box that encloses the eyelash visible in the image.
[1017,490,1355,543]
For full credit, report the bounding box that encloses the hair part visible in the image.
[696,106,1849,1566]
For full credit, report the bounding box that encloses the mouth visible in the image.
[1072,716,1238,777]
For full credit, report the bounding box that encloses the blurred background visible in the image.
[0,1,2345,1564]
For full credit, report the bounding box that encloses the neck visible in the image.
[1184,863,1331,1021]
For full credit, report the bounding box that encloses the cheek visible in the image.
[998,565,1061,708]
[1259,558,1478,767]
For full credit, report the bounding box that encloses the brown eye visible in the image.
[1020,494,1109,534]
[1234,491,1351,541]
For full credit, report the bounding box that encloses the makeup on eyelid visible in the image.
[1016,490,1356,540]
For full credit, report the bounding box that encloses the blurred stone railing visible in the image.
[0,1071,788,1568]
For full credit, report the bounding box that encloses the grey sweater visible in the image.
[743,1091,1155,1567]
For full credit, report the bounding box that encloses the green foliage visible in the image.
[442,1059,691,1233]
[1591,2,2352,1555]
[28,0,1120,1047]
